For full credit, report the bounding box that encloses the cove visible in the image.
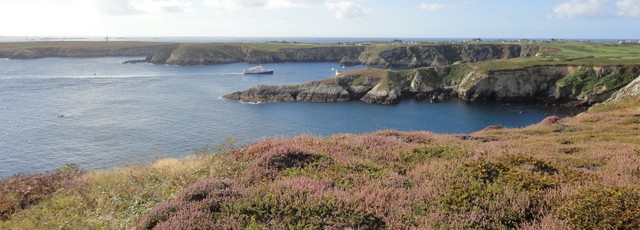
[0,57,576,177]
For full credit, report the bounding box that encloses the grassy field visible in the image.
[472,43,640,72]
[1,95,639,229]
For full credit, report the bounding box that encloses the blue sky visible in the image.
[0,0,639,38]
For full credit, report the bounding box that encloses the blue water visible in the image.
[0,57,574,177]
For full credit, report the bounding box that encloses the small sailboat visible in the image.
[331,68,342,76]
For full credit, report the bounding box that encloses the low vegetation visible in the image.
[1,95,639,229]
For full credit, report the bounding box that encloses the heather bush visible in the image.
[403,144,470,162]
[555,185,640,229]
[236,178,386,229]
[258,146,331,171]
[437,156,577,228]
[0,164,81,220]
[136,178,239,230]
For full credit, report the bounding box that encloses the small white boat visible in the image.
[244,65,273,74]
[331,68,342,76]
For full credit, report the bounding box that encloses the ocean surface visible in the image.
[0,57,577,177]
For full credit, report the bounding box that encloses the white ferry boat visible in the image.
[244,65,274,74]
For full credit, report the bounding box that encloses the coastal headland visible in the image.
[2,40,640,228]
[3,41,639,106]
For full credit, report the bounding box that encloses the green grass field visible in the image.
[472,43,640,72]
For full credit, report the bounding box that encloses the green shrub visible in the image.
[403,144,470,163]
[557,68,598,95]
[555,185,640,229]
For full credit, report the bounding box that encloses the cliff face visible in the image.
[358,44,537,68]
[456,66,575,102]
[245,47,365,64]
[0,44,175,60]
[606,74,640,102]
[225,65,640,106]
[163,44,246,65]
[0,42,540,68]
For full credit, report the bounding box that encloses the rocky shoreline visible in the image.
[224,65,640,106]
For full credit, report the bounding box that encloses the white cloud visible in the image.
[203,0,307,10]
[324,1,366,19]
[96,0,191,15]
[420,3,445,11]
[96,0,142,15]
[419,1,472,12]
[553,0,607,18]
[616,0,640,17]
[141,0,191,13]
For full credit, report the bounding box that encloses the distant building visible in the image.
[472,38,482,42]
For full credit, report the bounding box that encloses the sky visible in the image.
[0,0,639,39]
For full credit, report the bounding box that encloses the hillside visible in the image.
[1,92,640,229]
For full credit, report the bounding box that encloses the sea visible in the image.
[0,56,580,178]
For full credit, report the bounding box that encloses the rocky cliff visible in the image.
[0,42,539,68]
[0,42,176,60]
[225,65,640,106]
[358,44,540,68]
[151,43,537,67]
[223,68,453,104]
[606,74,640,102]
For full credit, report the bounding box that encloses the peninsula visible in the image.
[223,42,640,107]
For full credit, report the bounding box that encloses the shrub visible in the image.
[402,144,470,164]
[136,179,239,230]
[438,156,570,228]
[556,68,598,95]
[258,146,331,171]
[236,178,386,229]
[555,185,640,229]
[0,164,82,220]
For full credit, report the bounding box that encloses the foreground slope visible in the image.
[1,94,640,229]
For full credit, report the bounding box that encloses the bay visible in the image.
[0,57,574,177]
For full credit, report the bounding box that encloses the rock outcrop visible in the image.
[456,66,575,102]
[606,75,640,102]
[222,81,351,103]
[225,65,640,106]
[224,68,453,104]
